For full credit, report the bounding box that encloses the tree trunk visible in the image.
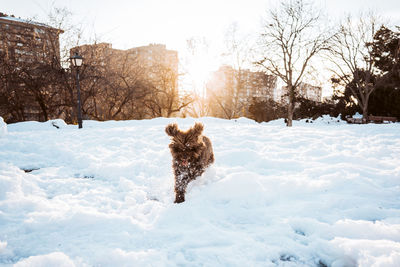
[362,95,370,123]
[286,85,295,127]
[35,93,49,122]
[357,85,373,124]
[287,102,294,127]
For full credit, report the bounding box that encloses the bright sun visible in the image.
[190,64,211,88]
[184,51,218,94]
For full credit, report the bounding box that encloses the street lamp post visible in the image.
[70,52,83,128]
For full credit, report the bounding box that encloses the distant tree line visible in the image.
[0,34,192,124]
[0,9,192,123]
[0,33,70,123]
[248,21,400,123]
[1,1,399,125]
[224,1,400,124]
[331,25,400,120]
[70,45,192,122]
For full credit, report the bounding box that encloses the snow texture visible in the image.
[0,116,399,266]
[0,15,56,30]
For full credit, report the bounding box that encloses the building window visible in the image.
[34,28,44,34]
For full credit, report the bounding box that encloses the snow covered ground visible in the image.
[0,116,399,266]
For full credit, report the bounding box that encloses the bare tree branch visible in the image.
[256,0,332,126]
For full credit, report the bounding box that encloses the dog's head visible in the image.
[165,122,205,167]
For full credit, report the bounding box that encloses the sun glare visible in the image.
[185,52,218,94]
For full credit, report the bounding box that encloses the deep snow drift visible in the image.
[0,116,399,266]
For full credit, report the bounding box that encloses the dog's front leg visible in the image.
[174,189,185,203]
[174,181,187,203]
[174,170,189,203]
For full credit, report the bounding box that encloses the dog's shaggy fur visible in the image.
[165,122,214,203]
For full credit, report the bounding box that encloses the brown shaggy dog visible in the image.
[165,122,214,203]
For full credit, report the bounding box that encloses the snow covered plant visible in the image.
[165,122,214,203]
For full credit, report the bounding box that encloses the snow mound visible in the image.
[299,115,345,125]
[258,115,346,126]
[0,117,7,137]
[9,119,68,132]
[14,252,76,267]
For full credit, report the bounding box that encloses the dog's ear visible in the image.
[165,123,179,137]
[192,122,204,136]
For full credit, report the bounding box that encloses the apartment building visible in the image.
[69,43,179,119]
[0,12,63,64]
[0,13,64,122]
[297,82,322,102]
[277,82,322,103]
[71,43,178,74]
[206,65,277,118]
[207,65,276,101]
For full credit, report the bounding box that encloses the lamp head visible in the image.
[70,52,83,67]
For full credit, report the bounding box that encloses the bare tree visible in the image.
[182,37,211,117]
[256,0,331,126]
[207,66,276,120]
[0,11,66,122]
[206,66,238,119]
[183,90,211,117]
[45,6,104,123]
[221,23,251,118]
[145,62,192,117]
[0,56,27,122]
[224,23,252,68]
[30,6,85,123]
[71,43,152,121]
[207,24,255,119]
[327,14,381,121]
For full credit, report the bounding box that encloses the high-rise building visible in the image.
[71,43,178,75]
[0,13,64,122]
[0,12,63,64]
[297,82,322,102]
[207,65,276,101]
[70,43,179,119]
[206,65,277,118]
[277,82,322,103]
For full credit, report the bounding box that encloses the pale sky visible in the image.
[2,0,400,94]
[3,0,399,51]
